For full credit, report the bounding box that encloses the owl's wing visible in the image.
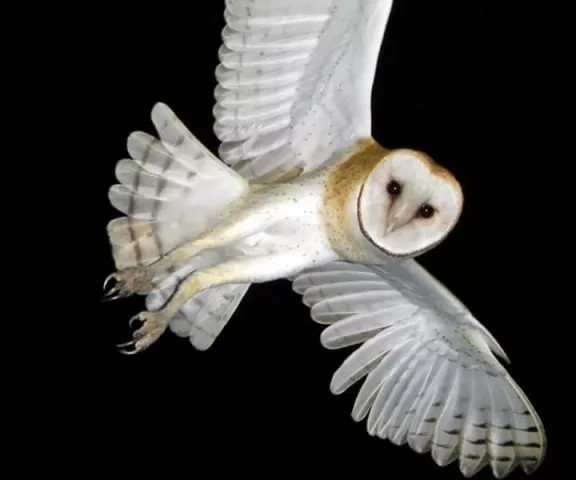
[292,260,545,478]
[214,0,394,182]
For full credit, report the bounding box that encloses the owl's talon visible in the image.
[101,273,132,302]
[117,310,170,355]
[103,273,116,292]
[116,340,137,354]
[102,292,127,302]
[129,313,143,329]
[101,267,154,302]
[102,273,121,301]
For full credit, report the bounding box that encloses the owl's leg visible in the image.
[103,209,274,301]
[117,253,311,354]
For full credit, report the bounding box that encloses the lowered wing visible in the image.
[292,260,546,478]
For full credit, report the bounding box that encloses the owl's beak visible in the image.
[385,217,399,234]
[385,204,411,234]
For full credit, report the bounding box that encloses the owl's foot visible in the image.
[117,310,170,355]
[102,267,155,301]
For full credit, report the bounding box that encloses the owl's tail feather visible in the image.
[106,102,251,350]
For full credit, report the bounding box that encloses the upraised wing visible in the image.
[292,260,546,478]
[214,0,394,182]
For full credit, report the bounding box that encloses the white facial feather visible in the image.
[103,0,546,477]
[358,149,463,258]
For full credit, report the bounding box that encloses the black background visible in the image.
[7,1,573,477]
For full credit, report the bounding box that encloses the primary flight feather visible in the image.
[103,0,546,476]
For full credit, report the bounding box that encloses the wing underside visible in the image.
[292,260,546,478]
[215,0,394,181]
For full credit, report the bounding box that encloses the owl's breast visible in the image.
[228,174,338,264]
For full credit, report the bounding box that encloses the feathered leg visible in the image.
[118,253,311,354]
[103,207,273,301]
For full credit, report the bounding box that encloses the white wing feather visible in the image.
[293,260,546,478]
[215,0,394,181]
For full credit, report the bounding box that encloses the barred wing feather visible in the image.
[107,103,251,350]
[215,0,394,181]
[292,260,546,478]
[108,103,248,272]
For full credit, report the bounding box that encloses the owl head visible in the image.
[356,148,463,258]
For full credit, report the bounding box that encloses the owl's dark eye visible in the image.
[418,204,435,219]
[386,180,402,197]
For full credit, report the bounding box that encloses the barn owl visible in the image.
[103,0,545,477]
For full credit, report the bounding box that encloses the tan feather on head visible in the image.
[323,139,463,262]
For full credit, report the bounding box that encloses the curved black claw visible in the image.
[102,273,119,301]
[116,310,167,356]
[103,273,116,292]
[116,339,139,355]
[129,313,144,328]
[117,314,147,355]
[101,273,130,302]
